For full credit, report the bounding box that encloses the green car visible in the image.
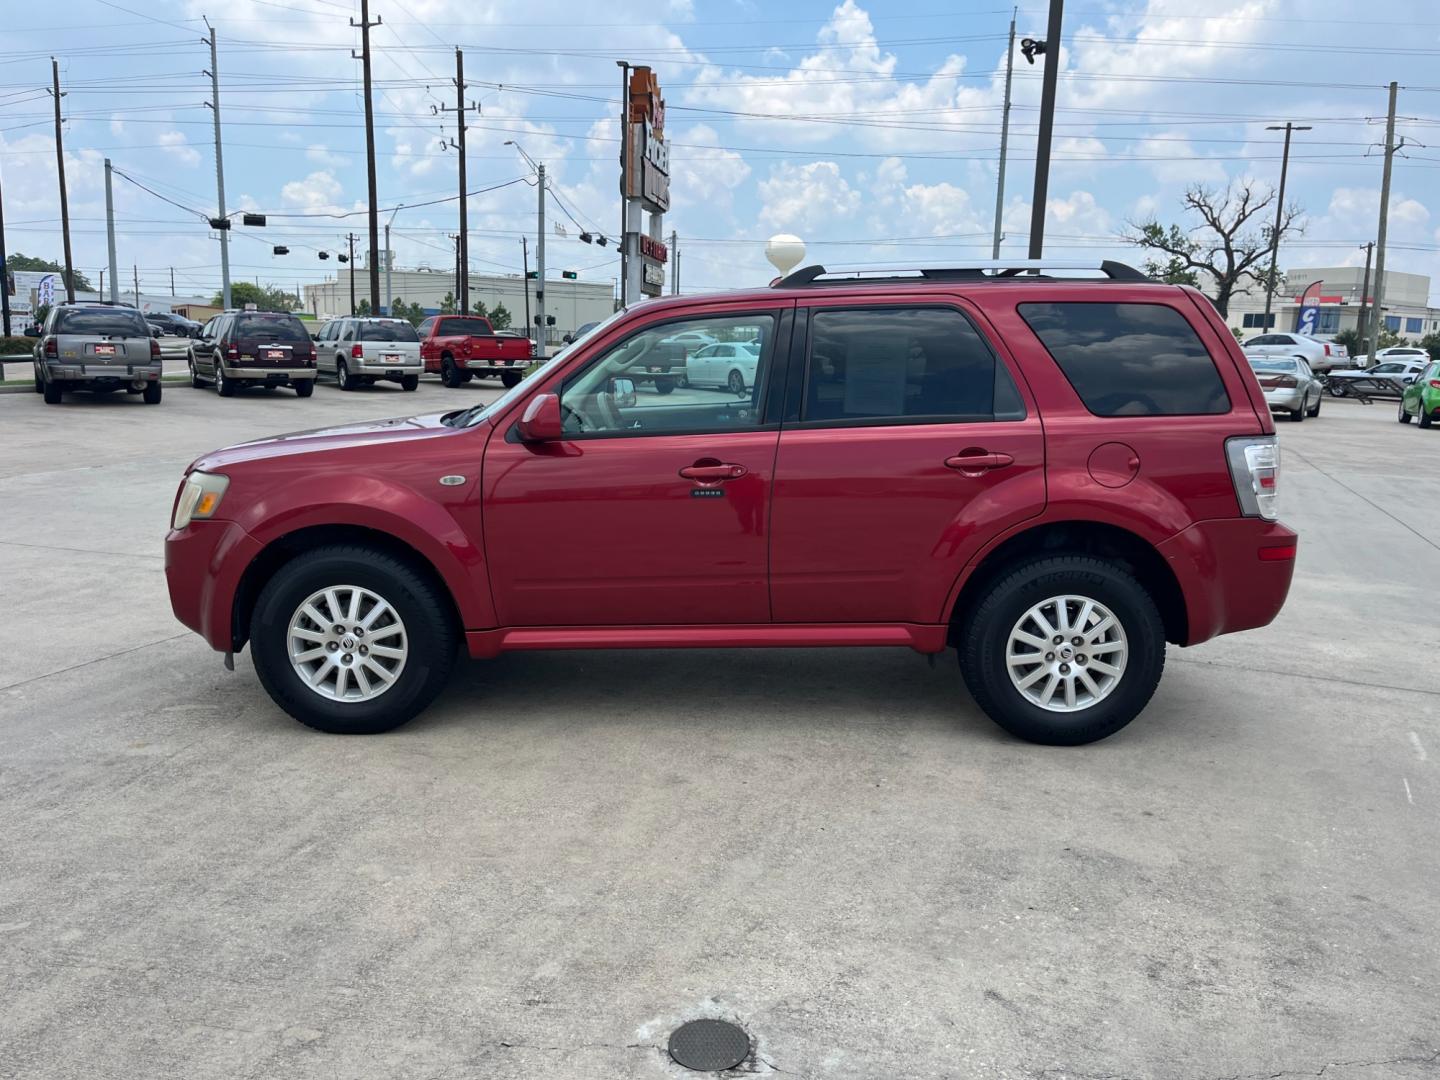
[1399,360,1440,428]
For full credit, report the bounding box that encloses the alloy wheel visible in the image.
[1005,594,1129,712]
[286,585,408,703]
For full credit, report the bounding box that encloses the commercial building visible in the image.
[1223,267,1440,342]
[302,269,616,345]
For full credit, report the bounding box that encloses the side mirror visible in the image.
[610,377,636,408]
[24,325,41,338]
[516,392,563,442]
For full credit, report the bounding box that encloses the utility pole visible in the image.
[202,21,231,310]
[1367,81,1403,363]
[617,60,631,308]
[170,267,175,296]
[1027,0,1064,259]
[438,49,475,314]
[348,233,357,315]
[50,58,76,303]
[133,265,140,305]
[450,234,461,306]
[1356,241,1374,347]
[670,230,678,294]
[103,158,120,303]
[521,237,531,344]
[992,8,1016,259]
[535,162,546,358]
[352,0,382,313]
[384,203,401,316]
[1261,122,1309,330]
[0,161,10,336]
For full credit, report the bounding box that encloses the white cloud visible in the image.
[758,161,860,232]
[109,115,125,136]
[306,144,351,168]
[157,131,201,168]
[280,171,343,209]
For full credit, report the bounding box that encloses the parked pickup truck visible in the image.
[419,315,533,389]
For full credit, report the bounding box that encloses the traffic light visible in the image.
[525,270,538,280]
[242,213,267,227]
[273,246,289,255]
[561,270,577,280]
[318,251,330,260]
[208,217,231,231]
[546,315,556,325]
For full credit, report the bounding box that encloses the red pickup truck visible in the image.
[418,315,533,388]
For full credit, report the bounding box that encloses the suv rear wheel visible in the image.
[958,555,1165,745]
[337,359,355,391]
[216,362,236,398]
[42,379,62,405]
[249,546,458,734]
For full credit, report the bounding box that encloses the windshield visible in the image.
[445,306,629,428]
[55,309,149,337]
[359,322,419,342]
[1249,358,1299,372]
[234,314,309,343]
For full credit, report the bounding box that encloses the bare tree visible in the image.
[1123,182,1302,317]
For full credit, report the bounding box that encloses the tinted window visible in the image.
[804,307,1023,423]
[439,317,490,337]
[359,321,419,342]
[54,309,149,337]
[232,314,309,343]
[418,318,435,336]
[1020,302,1230,417]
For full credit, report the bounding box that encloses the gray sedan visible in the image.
[1247,355,1323,422]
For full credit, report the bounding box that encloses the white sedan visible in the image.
[685,341,761,394]
[1241,331,1345,373]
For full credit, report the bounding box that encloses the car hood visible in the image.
[190,411,476,471]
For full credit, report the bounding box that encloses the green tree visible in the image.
[35,303,51,326]
[487,302,512,330]
[356,299,372,317]
[1124,182,1302,316]
[395,300,426,327]
[1142,254,1201,288]
[1419,332,1440,361]
[471,299,489,320]
[6,253,94,292]
[213,281,298,312]
[438,292,457,315]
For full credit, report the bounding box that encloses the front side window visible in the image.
[803,306,1023,424]
[558,313,778,436]
[1020,301,1230,417]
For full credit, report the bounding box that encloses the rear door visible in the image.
[234,313,308,369]
[768,301,1044,624]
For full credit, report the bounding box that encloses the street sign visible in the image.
[642,262,665,297]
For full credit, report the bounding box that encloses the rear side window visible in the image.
[55,309,149,337]
[359,321,419,342]
[439,317,489,337]
[232,314,309,343]
[804,306,1024,424]
[1020,302,1230,417]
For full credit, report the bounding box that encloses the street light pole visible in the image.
[202,22,231,311]
[1027,0,1064,259]
[104,158,120,303]
[992,8,1017,259]
[1261,122,1309,331]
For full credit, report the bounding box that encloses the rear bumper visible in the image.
[223,365,316,380]
[353,360,422,377]
[1262,387,1305,410]
[165,520,263,652]
[1156,518,1298,646]
[43,360,162,382]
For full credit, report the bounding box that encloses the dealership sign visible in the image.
[624,66,670,215]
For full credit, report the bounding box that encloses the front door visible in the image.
[483,306,792,627]
[769,302,1046,625]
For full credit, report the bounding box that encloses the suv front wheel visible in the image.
[249,546,458,734]
[958,555,1166,745]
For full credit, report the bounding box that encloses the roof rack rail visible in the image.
[773,259,1151,288]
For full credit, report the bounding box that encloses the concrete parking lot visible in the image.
[1,381,1436,1079]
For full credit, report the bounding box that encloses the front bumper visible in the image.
[222,365,316,381]
[166,519,263,652]
[44,360,162,382]
[1156,518,1298,646]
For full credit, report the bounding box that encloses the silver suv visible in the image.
[29,302,163,405]
[314,317,422,391]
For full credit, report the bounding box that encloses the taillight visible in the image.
[150,338,161,359]
[1269,375,1298,388]
[351,343,363,358]
[1225,436,1280,522]
[1323,343,1331,356]
[226,344,239,360]
[44,338,57,357]
[1430,380,1440,389]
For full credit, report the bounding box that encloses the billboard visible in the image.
[623,67,669,215]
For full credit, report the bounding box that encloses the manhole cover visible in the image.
[668,1018,750,1072]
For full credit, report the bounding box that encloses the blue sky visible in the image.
[3,0,1439,303]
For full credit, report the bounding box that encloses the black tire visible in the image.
[337,359,354,391]
[33,370,43,394]
[43,379,62,405]
[142,381,162,405]
[500,370,523,389]
[727,369,746,395]
[653,375,676,395]
[294,379,315,398]
[401,374,419,391]
[957,555,1166,746]
[249,546,458,735]
[1289,402,1304,422]
[440,354,463,388]
[1398,401,1412,424]
[1421,407,1434,430]
[1306,392,1321,418]
[189,356,208,388]
[216,362,236,397]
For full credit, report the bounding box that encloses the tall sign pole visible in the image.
[202,22,231,310]
[992,9,1016,259]
[50,58,76,303]
[1027,0,1064,259]
[352,0,382,313]
[622,66,668,304]
[104,159,120,303]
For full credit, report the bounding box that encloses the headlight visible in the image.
[172,471,230,530]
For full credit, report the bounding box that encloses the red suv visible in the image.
[165,262,1296,745]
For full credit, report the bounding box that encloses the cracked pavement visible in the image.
[0,384,1437,1079]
